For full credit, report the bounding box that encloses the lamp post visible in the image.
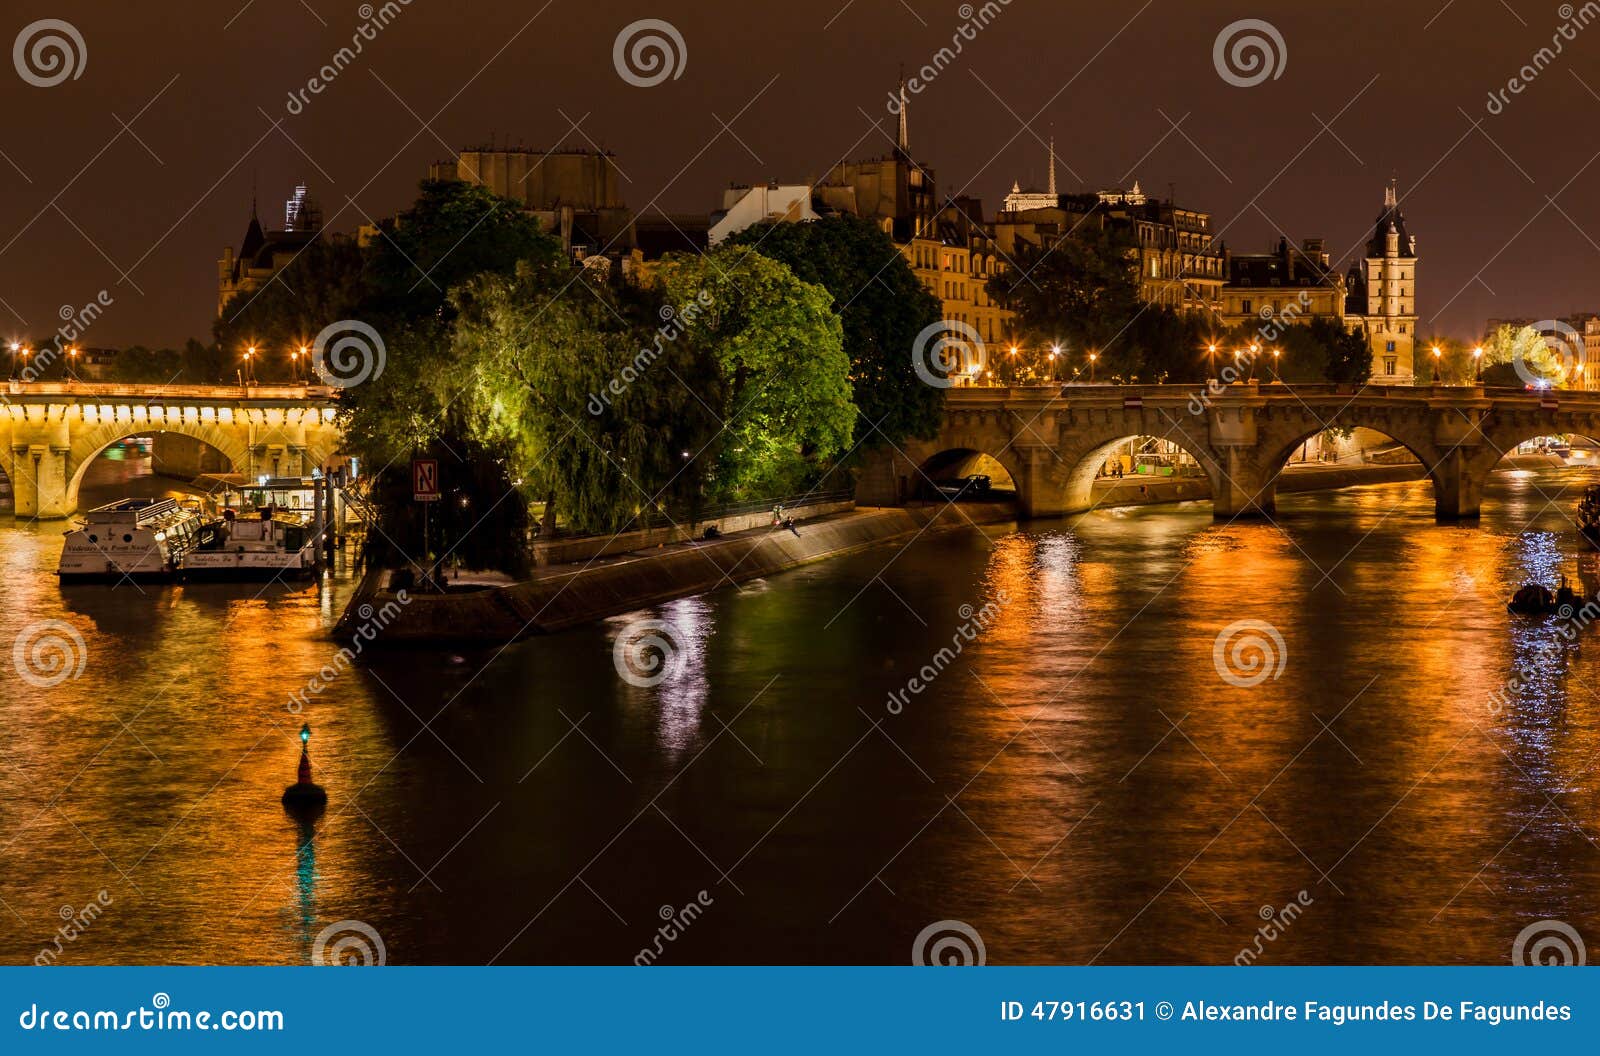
[1207,342,1218,380]
[1088,350,1098,384]
[1049,344,1060,383]
[244,345,256,384]
[1431,345,1442,384]
[66,346,79,382]
[1270,348,1281,383]
[1473,346,1483,382]
[8,342,19,380]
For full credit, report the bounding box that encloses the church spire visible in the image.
[1384,175,1397,210]
[1047,133,1057,197]
[896,70,909,153]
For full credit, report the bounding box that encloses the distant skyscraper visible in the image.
[284,183,321,233]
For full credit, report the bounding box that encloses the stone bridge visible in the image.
[2,381,342,517]
[859,382,1600,520]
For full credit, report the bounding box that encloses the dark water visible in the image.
[3,456,1599,966]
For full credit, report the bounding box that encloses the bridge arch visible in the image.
[66,420,250,513]
[1051,426,1222,514]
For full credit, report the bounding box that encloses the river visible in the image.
[2,452,1598,965]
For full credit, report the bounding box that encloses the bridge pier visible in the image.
[1431,448,1482,519]
[6,413,72,519]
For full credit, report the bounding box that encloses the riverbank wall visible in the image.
[348,502,1019,645]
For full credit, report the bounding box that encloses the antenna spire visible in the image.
[896,67,909,153]
[1047,131,1056,196]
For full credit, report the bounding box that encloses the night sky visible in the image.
[1,0,1596,349]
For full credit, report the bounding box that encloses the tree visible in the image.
[364,179,562,326]
[650,247,857,500]
[334,180,566,573]
[1311,317,1372,383]
[214,236,366,380]
[723,216,943,448]
[452,265,722,535]
[1482,323,1562,387]
[987,224,1142,367]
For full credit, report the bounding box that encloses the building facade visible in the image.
[217,185,325,317]
[428,146,635,260]
[1219,237,1347,331]
[992,146,1225,316]
[1345,181,1418,383]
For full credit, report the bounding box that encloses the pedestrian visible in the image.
[783,517,800,538]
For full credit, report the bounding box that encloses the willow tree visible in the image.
[451,264,721,535]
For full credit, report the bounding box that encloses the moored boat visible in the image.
[1578,484,1600,547]
[180,507,317,581]
[56,498,204,583]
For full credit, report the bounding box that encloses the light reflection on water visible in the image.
[2,456,1599,965]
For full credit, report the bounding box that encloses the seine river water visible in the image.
[2,453,1599,966]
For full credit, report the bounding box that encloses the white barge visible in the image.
[56,498,204,583]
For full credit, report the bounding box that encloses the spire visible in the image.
[896,70,909,153]
[1384,176,1397,209]
[1046,134,1057,197]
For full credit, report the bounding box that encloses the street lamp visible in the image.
[7,342,18,380]
[1270,348,1281,382]
[1049,344,1060,382]
[244,345,256,384]
[1473,346,1483,382]
[66,345,79,381]
[1088,350,1098,383]
[1431,345,1442,384]
[1207,342,1218,379]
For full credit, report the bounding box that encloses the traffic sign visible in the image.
[412,459,440,502]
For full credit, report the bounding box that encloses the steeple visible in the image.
[1384,177,1397,209]
[896,72,909,153]
[1046,134,1057,197]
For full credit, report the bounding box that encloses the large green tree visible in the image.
[724,216,943,448]
[651,247,857,499]
[215,237,366,379]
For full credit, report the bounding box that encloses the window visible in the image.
[1386,341,1396,352]
[1242,299,1252,313]
[1384,357,1397,375]
[1399,324,1407,333]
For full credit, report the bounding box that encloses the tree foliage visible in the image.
[724,216,943,448]
[651,247,857,499]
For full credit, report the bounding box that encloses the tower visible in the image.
[1348,177,1418,382]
